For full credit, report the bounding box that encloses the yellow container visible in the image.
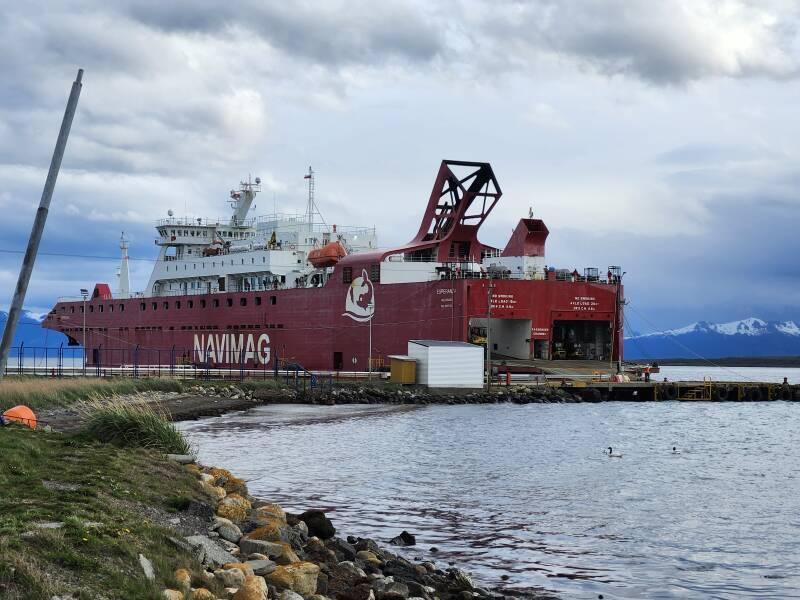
[389,355,417,384]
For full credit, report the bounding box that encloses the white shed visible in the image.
[407,340,484,388]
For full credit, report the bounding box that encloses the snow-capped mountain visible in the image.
[625,318,800,359]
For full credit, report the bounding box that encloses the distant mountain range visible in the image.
[0,311,69,349]
[625,318,800,359]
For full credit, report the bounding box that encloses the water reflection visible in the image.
[179,402,800,599]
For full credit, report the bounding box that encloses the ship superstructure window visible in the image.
[175,301,181,309]
[255,297,262,306]
[240,298,247,306]
[163,302,169,310]
[200,300,206,308]
[227,298,233,307]
[270,296,277,305]
[70,306,75,313]
[343,267,352,283]
[98,305,103,313]
[370,264,380,283]
[89,306,94,313]
[152,302,157,310]
[140,302,145,311]
[118,304,124,312]
[213,299,220,308]
[188,300,194,309]
[108,305,113,312]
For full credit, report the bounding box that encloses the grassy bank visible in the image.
[0,420,212,599]
[0,377,291,412]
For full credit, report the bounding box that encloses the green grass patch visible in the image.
[0,426,215,599]
[81,399,192,454]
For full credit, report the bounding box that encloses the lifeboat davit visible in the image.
[308,241,347,268]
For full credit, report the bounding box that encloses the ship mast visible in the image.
[118,232,130,299]
[305,166,315,224]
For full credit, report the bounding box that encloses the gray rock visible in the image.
[338,561,368,579]
[214,567,246,588]
[213,517,243,543]
[279,590,304,600]
[33,521,65,529]
[166,453,196,464]
[239,538,285,558]
[246,559,277,576]
[186,535,237,568]
[138,554,155,581]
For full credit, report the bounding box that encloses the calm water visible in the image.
[659,365,799,384]
[179,403,800,599]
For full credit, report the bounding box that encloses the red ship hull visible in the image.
[43,277,622,370]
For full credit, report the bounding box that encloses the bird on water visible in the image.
[607,447,622,458]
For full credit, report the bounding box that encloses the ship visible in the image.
[44,160,624,371]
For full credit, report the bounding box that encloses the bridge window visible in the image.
[240,298,247,307]
[343,267,352,283]
[89,305,94,313]
[188,300,194,308]
[255,297,262,306]
[227,298,233,307]
[152,302,157,310]
[140,302,145,311]
[175,301,181,309]
[98,305,103,313]
[163,302,169,310]
[118,304,124,312]
[270,296,277,305]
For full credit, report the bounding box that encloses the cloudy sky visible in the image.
[1,0,799,334]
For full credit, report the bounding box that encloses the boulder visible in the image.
[174,568,192,592]
[202,481,227,501]
[186,535,237,568]
[246,559,277,576]
[327,538,357,561]
[239,538,285,558]
[274,542,300,565]
[167,454,196,464]
[283,562,321,596]
[222,562,256,578]
[191,589,215,600]
[213,517,243,544]
[215,567,247,588]
[388,531,416,547]
[298,510,335,540]
[232,575,269,600]
[265,562,320,596]
[139,554,155,581]
[161,591,184,600]
[247,521,290,544]
[279,591,304,600]
[217,494,252,523]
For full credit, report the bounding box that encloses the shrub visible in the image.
[81,398,192,454]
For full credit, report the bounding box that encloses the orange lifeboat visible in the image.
[2,405,37,429]
[308,241,347,268]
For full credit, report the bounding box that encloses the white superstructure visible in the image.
[145,173,377,297]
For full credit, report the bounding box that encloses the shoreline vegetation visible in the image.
[0,384,552,599]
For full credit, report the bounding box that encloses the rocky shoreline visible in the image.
[160,457,554,600]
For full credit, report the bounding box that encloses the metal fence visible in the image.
[3,343,349,390]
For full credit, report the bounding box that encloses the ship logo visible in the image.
[343,269,375,322]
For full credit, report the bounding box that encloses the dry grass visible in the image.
[0,377,183,412]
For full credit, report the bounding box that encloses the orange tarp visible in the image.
[2,405,37,429]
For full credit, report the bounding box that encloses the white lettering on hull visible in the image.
[193,333,271,365]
